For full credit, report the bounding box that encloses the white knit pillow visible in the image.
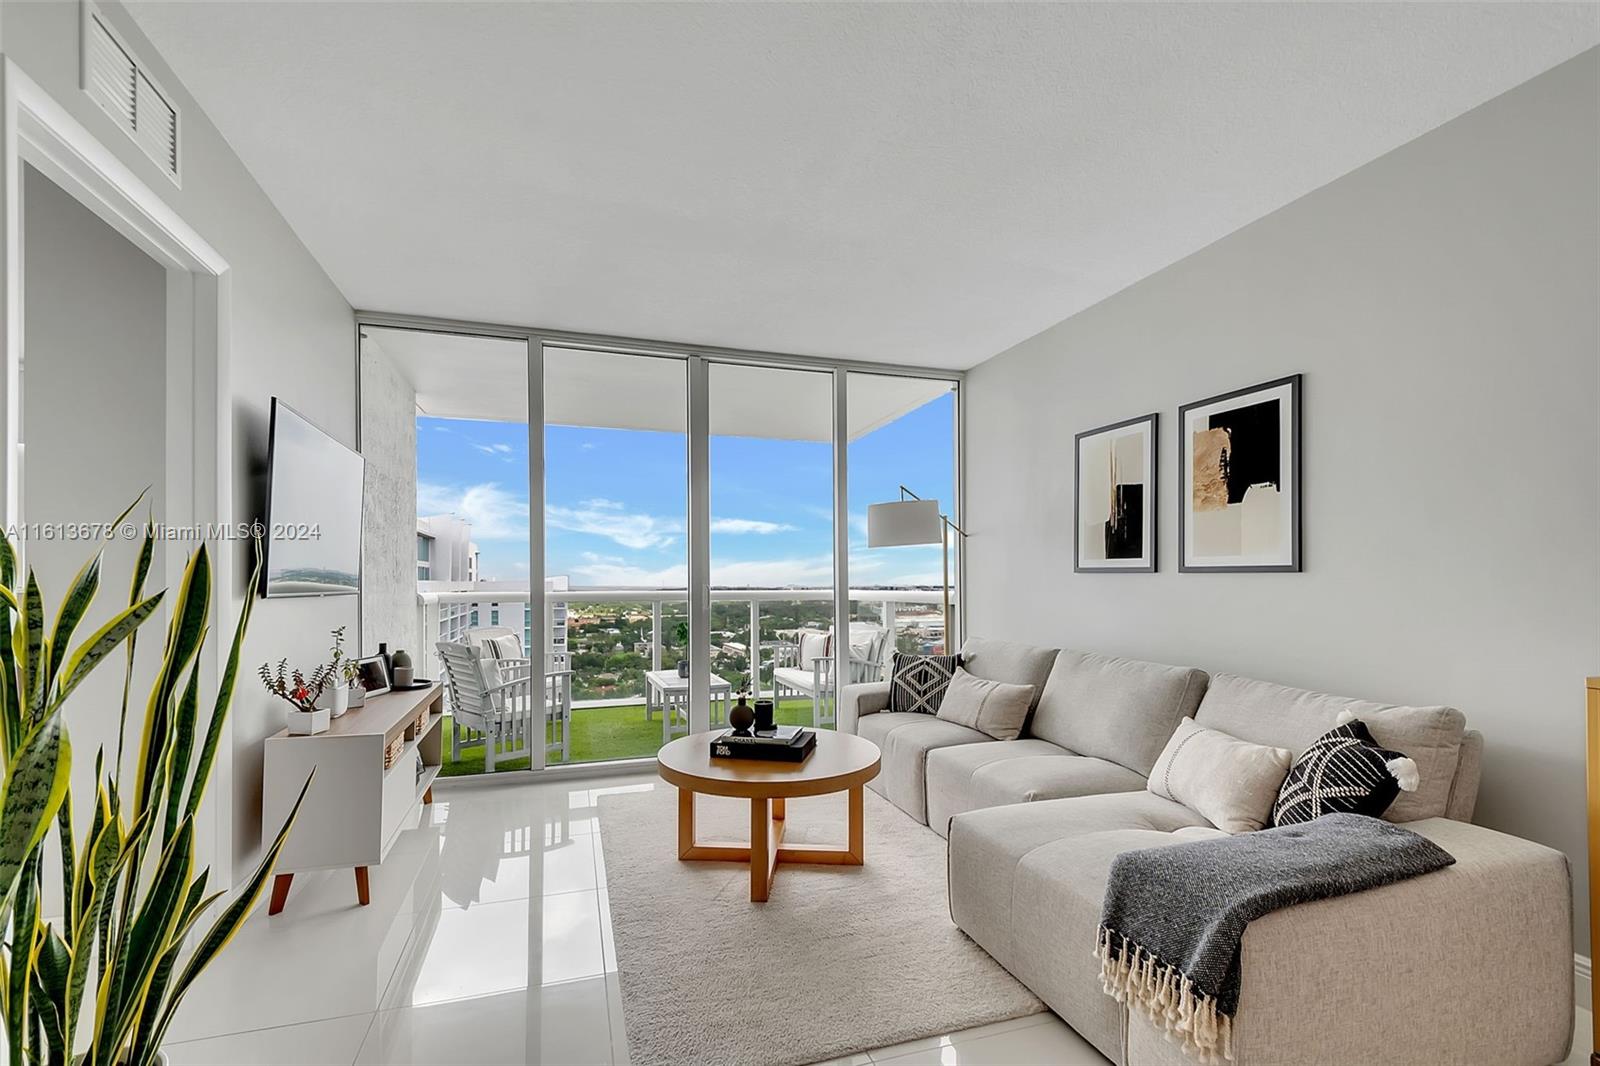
[1148,717,1293,834]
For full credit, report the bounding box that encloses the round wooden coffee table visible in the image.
[656,730,882,902]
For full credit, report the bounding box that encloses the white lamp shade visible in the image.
[867,499,942,547]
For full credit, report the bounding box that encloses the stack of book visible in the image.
[709,724,816,763]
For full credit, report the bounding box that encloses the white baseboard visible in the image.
[1578,953,1591,1013]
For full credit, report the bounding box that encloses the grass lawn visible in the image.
[438,697,827,777]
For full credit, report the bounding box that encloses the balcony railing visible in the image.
[417,585,949,709]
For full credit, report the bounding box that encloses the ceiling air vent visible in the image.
[81,3,180,184]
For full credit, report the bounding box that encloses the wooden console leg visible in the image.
[268,873,293,916]
[423,786,433,804]
[354,866,371,906]
[772,797,786,820]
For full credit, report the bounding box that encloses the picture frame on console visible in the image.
[1074,412,1158,573]
[355,654,391,697]
[1179,374,1302,573]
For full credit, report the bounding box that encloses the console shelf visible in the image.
[262,682,444,916]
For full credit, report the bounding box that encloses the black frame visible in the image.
[259,396,365,598]
[355,654,391,697]
[1074,412,1159,573]
[1177,374,1302,573]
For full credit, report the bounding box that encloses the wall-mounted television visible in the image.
[260,398,363,597]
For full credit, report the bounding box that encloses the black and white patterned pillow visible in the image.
[1271,712,1419,826]
[889,652,961,715]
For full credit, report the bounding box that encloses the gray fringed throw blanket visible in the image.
[1093,813,1454,1063]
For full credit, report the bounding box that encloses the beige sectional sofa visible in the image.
[839,637,1573,1066]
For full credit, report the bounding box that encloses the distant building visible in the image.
[417,515,478,582]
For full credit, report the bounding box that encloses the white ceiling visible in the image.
[364,326,952,441]
[131,3,1598,370]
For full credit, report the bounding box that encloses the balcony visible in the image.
[418,585,948,773]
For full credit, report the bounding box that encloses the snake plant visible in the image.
[0,509,310,1065]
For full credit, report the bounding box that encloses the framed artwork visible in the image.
[1075,413,1157,572]
[355,654,391,697]
[1179,374,1301,572]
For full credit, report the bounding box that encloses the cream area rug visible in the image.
[597,784,1045,1066]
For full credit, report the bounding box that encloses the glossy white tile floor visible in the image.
[162,773,1592,1066]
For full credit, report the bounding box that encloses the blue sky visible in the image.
[417,389,954,588]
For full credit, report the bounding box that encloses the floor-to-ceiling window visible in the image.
[360,318,959,776]
[708,362,838,731]
[543,347,688,765]
[847,373,960,657]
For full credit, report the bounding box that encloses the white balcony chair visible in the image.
[771,623,891,729]
[438,634,573,770]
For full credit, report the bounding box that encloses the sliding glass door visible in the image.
[542,346,688,765]
[361,315,958,775]
[707,361,838,732]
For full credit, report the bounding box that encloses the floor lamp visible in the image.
[866,487,968,654]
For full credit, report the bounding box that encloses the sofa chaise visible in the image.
[839,637,1573,1066]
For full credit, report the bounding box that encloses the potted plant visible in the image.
[323,625,359,716]
[674,619,690,677]
[259,655,335,733]
[0,508,310,1065]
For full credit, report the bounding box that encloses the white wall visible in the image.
[21,164,167,841]
[1,2,356,880]
[965,51,1599,942]
[359,337,419,657]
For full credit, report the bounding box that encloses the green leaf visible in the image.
[0,712,71,926]
[32,924,69,1065]
[117,517,157,786]
[93,818,192,1062]
[135,547,209,817]
[7,853,39,1066]
[161,654,204,846]
[56,592,166,706]
[184,541,262,822]
[46,551,102,699]
[22,571,45,724]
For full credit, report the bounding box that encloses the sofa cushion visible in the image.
[1027,649,1209,775]
[946,795,1211,1060]
[888,651,961,715]
[924,739,1146,837]
[856,712,988,824]
[934,668,1035,740]
[1148,717,1292,834]
[1195,673,1466,822]
[958,637,1059,712]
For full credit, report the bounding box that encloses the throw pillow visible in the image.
[934,668,1036,741]
[889,651,961,714]
[1147,717,1293,834]
[1271,711,1421,826]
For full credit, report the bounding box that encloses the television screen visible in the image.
[261,398,363,597]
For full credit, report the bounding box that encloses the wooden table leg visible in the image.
[268,872,294,916]
[423,786,434,805]
[354,866,371,906]
[772,797,786,820]
[677,786,696,858]
[847,784,865,864]
[749,797,772,902]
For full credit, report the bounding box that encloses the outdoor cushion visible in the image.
[958,637,1059,712]
[856,712,989,824]
[924,739,1147,837]
[1195,673,1466,823]
[1027,649,1209,776]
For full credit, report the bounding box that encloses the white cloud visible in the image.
[471,442,513,455]
[547,502,681,550]
[417,481,530,540]
[573,552,687,588]
[710,517,796,535]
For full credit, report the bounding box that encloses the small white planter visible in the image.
[348,683,366,708]
[286,706,330,735]
[329,683,350,718]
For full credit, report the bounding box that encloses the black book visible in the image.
[710,729,815,763]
